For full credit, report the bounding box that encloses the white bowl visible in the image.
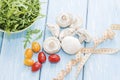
[0,17,39,34]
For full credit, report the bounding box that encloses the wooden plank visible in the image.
[40,0,88,80]
[0,32,3,52]
[84,0,120,80]
[0,0,48,80]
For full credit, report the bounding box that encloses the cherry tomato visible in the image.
[24,58,34,66]
[48,54,60,63]
[24,48,33,59]
[32,42,41,53]
[32,62,42,72]
[38,52,46,63]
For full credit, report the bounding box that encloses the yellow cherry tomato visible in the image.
[32,42,41,53]
[25,48,33,59]
[24,58,34,66]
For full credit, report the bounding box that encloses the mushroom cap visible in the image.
[47,23,60,38]
[43,37,61,54]
[59,28,75,41]
[77,28,92,42]
[61,36,81,54]
[56,13,73,28]
[70,16,83,30]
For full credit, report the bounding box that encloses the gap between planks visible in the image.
[39,0,49,80]
[0,33,4,55]
[83,0,90,80]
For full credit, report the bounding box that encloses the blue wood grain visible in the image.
[0,0,48,80]
[84,0,120,80]
[40,0,88,80]
[0,32,3,53]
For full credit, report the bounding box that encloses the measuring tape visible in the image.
[53,24,120,80]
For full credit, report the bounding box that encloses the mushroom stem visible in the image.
[49,41,55,48]
[62,15,67,20]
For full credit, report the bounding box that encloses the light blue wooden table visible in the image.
[0,0,120,80]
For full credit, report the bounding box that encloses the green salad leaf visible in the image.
[34,31,42,41]
[23,29,42,49]
[0,0,42,32]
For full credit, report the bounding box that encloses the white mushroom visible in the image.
[61,36,81,54]
[70,16,83,30]
[59,28,75,41]
[47,23,60,38]
[76,28,92,43]
[43,37,61,54]
[56,13,73,28]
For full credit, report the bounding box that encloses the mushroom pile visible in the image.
[43,12,92,55]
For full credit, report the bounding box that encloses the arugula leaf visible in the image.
[0,0,43,32]
[34,31,42,41]
[31,29,40,34]
[24,29,42,49]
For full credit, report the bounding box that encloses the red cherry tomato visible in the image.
[32,62,42,72]
[38,52,46,63]
[48,54,60,63]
